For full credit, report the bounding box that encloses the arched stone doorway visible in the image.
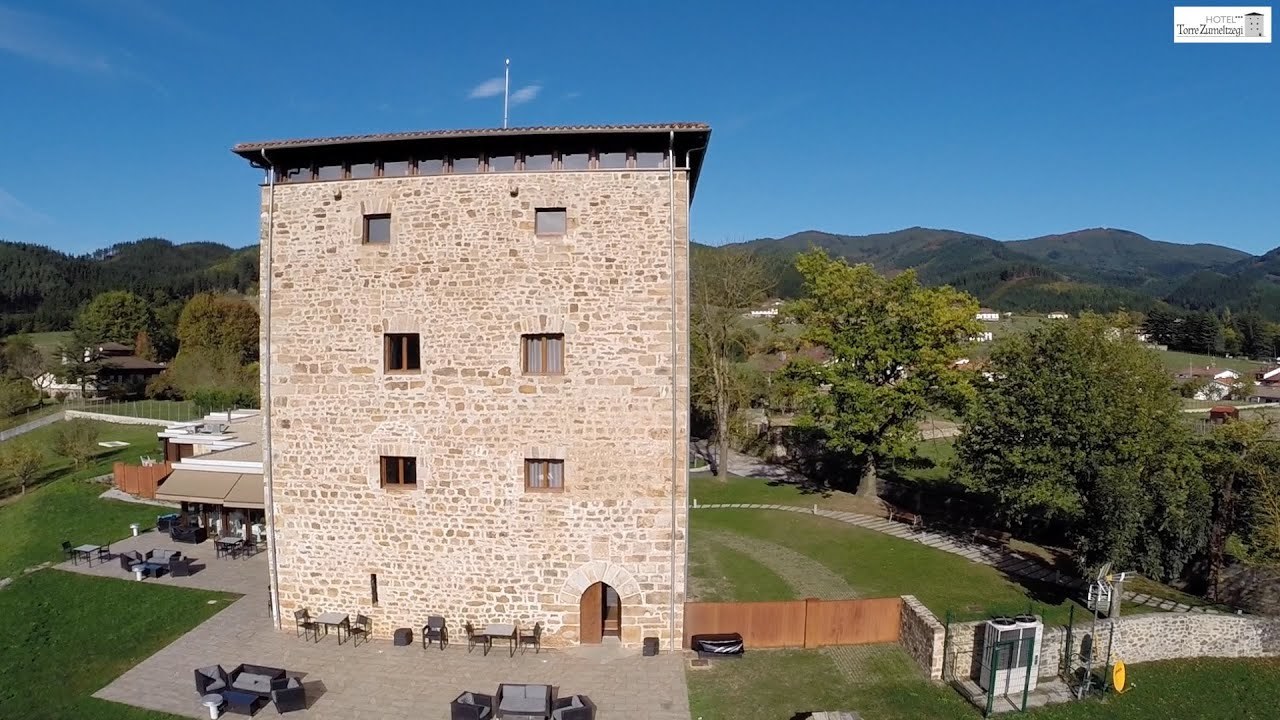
[579,581,622,644]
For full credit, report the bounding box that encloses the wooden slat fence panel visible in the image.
[684,601,807,648]
[684,596,904,649]
[804,596,902,647]
[113,462,172,499]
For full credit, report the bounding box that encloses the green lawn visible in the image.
[687,532,793,602]
[0,419,163,498]
[687,648,1280,720]
[0,571,236,720]
[5,330,73,354]
[692,508,1084,623]
[1154,349,1264,375]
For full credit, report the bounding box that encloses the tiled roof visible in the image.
[233,123,710,154]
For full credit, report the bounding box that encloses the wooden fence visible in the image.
[684,596,903,649]
[113,461,172,499]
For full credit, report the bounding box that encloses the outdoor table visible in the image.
[214,537,242,559]
[72,544,103,566]
[484,623,517,657]
[316,611,350,644]
[199,693,224,719]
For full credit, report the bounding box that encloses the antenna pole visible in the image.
[503,58,510,129]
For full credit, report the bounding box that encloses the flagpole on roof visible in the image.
[503,58,510,129]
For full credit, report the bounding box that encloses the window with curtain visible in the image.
[521,333,564,375]
[524,459,564,491]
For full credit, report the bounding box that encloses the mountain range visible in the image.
[714,227,1280,319]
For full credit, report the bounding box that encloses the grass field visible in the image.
[0,571,235,720]
[4,330,73,354]
[1154,349,1265,375]
[686,649,1280,720]
[0,419,161,498]
[0,400,63,432]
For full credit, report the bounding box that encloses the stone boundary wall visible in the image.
[899,595,945,680]
[939,611,1280,683]
[0,410,65,442]
[64,410,172,427]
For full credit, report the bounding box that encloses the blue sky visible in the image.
[0,0,1276,255]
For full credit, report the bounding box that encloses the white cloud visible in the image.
[509,84,541,106]
[0,6,113,74]
[0,186,52,225]
[468,77,505,99]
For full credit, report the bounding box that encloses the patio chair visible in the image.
[423,615,448,650]
[552,694,597,720]
[271,677,307,713]
[294,609,318,641]
[170,555,193,577]
[61,541,74,561]
[349,614,372,646]
[518,622,543,654]
[194,665,229,695]
[450,691,494,720]
[119,551,143,573]
[96,545,111,564]
[463,622,490,654]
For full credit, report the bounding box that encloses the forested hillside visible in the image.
[0,238,258,335]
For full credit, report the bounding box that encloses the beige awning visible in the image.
[154,469,239,505]
[224,474,265,509]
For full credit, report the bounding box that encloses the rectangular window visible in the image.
[364,214,391,244]
[523,153,554,171]
[370,574,379,605]
[525,459,564,491]
[535,208,566,236]
[380,456,417,487]
[635,151,668,168]
[281,166,312,182]
[317,164,344,180]
[381,160,410,177]
[560,152,589,170]
[349,162,376,179]
[384,333,420,371]
[597,151,627,169]
[450,156,480,173]
[487,154,516,172]
[522,333,564,375]
[416,158,444,175]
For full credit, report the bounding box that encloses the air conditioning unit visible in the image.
[977,615,1043,694]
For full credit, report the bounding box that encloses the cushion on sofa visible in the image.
[459,692,474,705]
[232,673,274,694]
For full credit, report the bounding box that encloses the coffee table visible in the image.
[200,693,224,719]
[220,690,264,716]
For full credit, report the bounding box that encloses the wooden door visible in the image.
[580,582,603,644]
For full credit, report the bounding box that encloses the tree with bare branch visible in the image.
[690,246,774,481]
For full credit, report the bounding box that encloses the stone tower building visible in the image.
[232,124,710,649]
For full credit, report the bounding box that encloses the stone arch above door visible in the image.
[557,561,641,605]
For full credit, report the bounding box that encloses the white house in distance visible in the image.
[975,308,1000,322]
[1047,311,1070,320]
[1175,367,1243,402]
[746,299,784,318]
[970,331,994,343]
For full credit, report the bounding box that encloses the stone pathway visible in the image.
[691,502,1222,615]
[702,530,856,600]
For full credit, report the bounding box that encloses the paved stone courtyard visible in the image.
[60,532,691,719]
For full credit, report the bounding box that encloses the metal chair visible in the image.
[61,541,74,562]
[96,545,111,564]
[294,609,318,641]
[422,615,448,650]
[349,614,372,646]
[463,621,490,654]
[518,622,543,654]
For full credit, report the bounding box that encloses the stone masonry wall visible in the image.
[260,170,691,649]
[943,612,1280,682]
[899,595,945,680]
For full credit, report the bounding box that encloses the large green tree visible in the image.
[1199,418,1280,599]
[957,314,1211,579]
[780,250,980,497]
[153,293,260,406]
[73,290,154,346]
[691,247,773,480]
